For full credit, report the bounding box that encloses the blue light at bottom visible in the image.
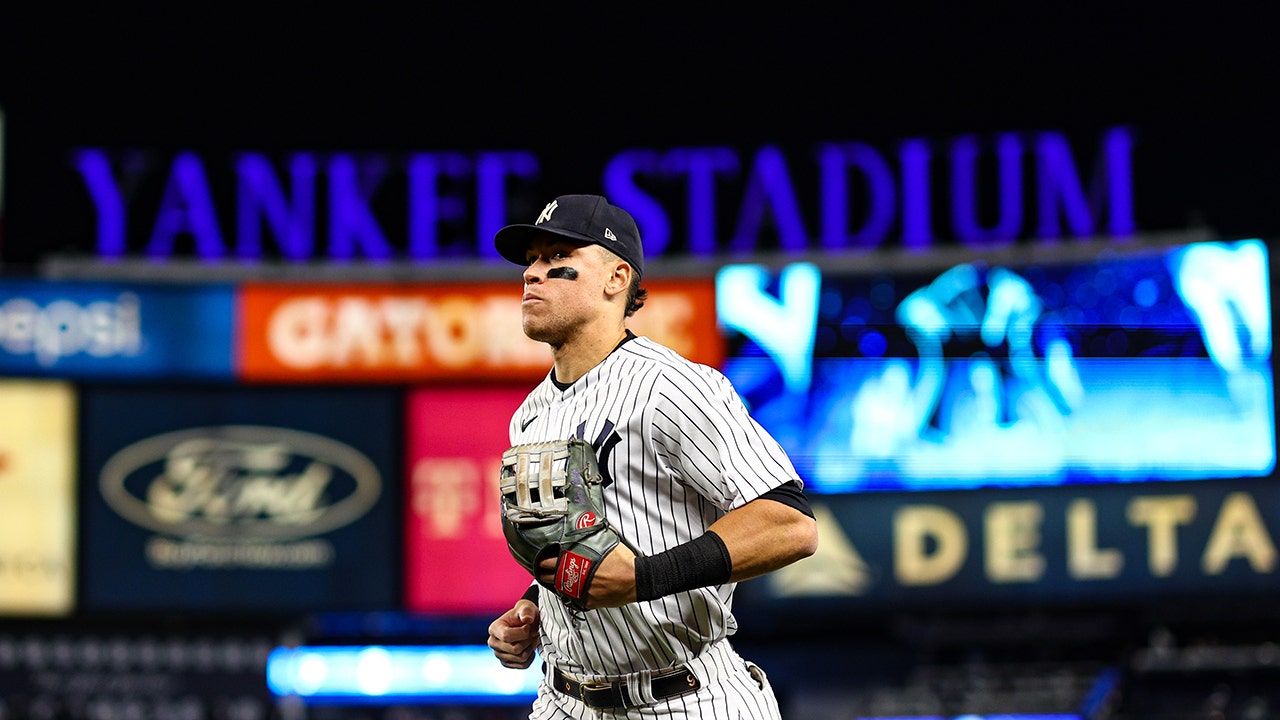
[857,715,1082,720]
[267,645,541,705]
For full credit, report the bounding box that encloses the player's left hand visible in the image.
[537,544,638,609]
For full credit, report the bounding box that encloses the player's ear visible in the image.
[603,261,632,299]
[597,246,631,297]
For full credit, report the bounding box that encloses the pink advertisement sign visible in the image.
[405,386,535,614]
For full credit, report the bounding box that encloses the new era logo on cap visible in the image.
[493,194,645,278]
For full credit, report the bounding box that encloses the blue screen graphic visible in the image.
[266,645,540,704]
[718,239,1275,493]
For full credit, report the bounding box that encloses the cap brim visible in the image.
[493,224,599,266]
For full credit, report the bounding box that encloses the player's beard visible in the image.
[522,307,574,348]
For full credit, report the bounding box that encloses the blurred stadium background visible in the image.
[0,5,1278,719]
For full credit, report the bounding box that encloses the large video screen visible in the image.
[717,239,1275,493]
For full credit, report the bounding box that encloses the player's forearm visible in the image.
[632,497,818,602]
[708,497,819,582]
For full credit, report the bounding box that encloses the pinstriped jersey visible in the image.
[508,335,802,677]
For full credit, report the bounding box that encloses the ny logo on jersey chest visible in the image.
[576,419,622,488]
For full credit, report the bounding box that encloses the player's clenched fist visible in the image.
[488,599,541,669]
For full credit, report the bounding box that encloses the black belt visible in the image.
[551,664,701,709]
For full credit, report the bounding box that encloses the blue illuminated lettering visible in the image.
[328,154,392,261]
[1102,126,1136,236]
[474,150,540,262]
[604,149,672,256]
[406,152,470,261]
[952,133,1023,247]
[71,149,128,259]
[236,152,317,261]
[730,146,807,254]
[667,147,739,256]
[1035,126,1135,240]
[69,126,1137,264]
[818,142,895,250]
[147,152,225,260]
[900,139,933,250]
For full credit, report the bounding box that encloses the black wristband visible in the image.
[634,531,733,602]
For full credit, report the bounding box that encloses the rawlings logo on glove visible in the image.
[499,439,631,613]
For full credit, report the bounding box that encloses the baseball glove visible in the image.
[499,438,628,613]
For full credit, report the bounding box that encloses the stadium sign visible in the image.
[68,126,1135,264]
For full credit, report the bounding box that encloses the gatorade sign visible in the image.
[238,279,721,382]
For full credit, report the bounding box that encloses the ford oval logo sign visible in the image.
[99,426,382,540]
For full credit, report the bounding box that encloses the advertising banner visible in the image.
[741,477,1280,614]
[405,386,533,614]
[0,380,76,616]
[0,280,236,379]
[238,279,720,383]
[79,385,401,612]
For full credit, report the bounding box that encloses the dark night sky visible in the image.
[0,4,1276,263]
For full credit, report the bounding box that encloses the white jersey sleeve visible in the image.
[650,362,802,511]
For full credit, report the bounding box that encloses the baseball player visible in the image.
[486,194,818,719]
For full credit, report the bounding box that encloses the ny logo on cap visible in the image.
[535,200,558,225]
[604,228,618,242]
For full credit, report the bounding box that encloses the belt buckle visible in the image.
[579,678,612,699]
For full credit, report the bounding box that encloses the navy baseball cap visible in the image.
[494,194,645,278]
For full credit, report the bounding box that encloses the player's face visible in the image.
[520,235,615,345]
